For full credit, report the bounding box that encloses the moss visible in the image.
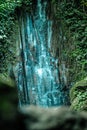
[70,77,87,102]
[0,73,16,87]
[70,95,87,111]
[70,77,87,111]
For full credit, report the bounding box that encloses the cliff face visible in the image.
[0,0,73,106]
[13,0,71,106]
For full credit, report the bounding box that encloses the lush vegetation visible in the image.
[0,0,87,112]
[70,77,87,111]
[52,0,87,81]
[0,0,18,72]
[51,0,87,111]
[1,0,87,78]
[0,0,32,73]
[0,0,87,75]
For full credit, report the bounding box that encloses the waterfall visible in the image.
[16,0,69,107]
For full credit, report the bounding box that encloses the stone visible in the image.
[19,105,87,130]
[0,104,87,130]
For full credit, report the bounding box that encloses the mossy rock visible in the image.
[70,77,87,111]
[0,73,18,119]
[0,73,16,88]
[70,96,87,111]
[70,77,87,102]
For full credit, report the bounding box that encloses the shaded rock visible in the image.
[0,104,87,130]
[19,105,87,130]
[0,73,18,120]
[0,73,20,130]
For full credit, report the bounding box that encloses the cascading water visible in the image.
[16,0,69,107]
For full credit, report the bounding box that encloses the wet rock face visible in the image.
[16,0,70,106]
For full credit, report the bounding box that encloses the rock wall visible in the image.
[14,0,71,106]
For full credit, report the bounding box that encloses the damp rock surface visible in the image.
[16,0,69,106]
[19,105,87,130]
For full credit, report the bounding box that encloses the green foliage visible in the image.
[54,1,87,80]
[70,95,87,111]
[0,1,16,72]
[70,77,87,111]
[15,0,33,13]
[51,0,87,110]
[0,0,32,73]
[0,0,21,12]
[21,0,32,6]
[81,0,87,8]
[70,77,87,102]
